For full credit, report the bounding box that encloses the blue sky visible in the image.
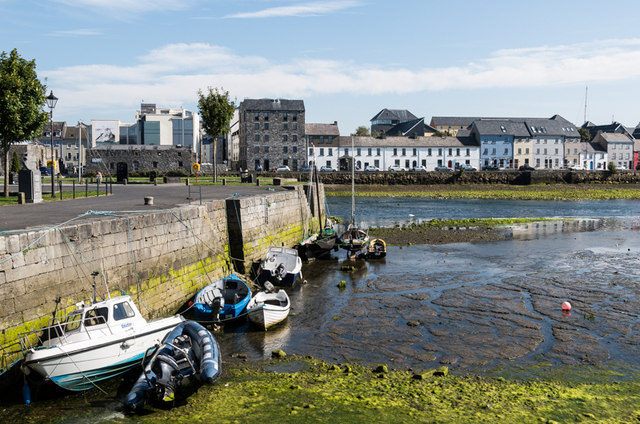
[3,0,640,134]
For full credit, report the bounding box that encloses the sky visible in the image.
[3,0,640,135]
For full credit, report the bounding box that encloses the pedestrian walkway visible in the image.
[0,184,289,232]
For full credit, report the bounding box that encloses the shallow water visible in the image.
[6,198,640,421]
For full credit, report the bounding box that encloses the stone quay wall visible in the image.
[0,186,322,370]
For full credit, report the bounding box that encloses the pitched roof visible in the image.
[472,119,530,137]
[524,118,580,137]
[370,108,417,122]
[239,98,304,111]
[430,116,481,127]
[305,123,340,136]
[337,135,478,148]
[596,132,633,142]
[384,118,425,136]
[585,142,607,153]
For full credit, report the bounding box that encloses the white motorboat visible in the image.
[246,286,290,330]
[258,246,303,287]
[19,295,184,391]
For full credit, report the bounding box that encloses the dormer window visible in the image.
[500,125,506,133]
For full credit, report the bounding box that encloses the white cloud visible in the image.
[50,29,102,37]
[53,0,195,13]
[44,39,640,121]
[225,1,363,18]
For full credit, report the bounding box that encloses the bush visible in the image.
[608,162,618,174]
[166,169,188,177]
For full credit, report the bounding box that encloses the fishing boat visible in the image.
[192,274,251,322]
[258,246,303,287]
[339,137,369,258]
[246,282,291,330]
[124,320,221,410]
[297,165,339,260]
[361,238,387,259]
[19,295,184,392]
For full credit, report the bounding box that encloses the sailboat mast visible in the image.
[351,136,355,225]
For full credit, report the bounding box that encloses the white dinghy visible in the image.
[246,283,291,330]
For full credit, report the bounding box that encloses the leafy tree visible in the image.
[197,87,235,182]
[608,161,618,174]
[433,130,452,137]
[578,127,592,143]
[11,150,19,173]
[0,49,48,197]
[352,126,370,136]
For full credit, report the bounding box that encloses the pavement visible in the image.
[0,183,291,233]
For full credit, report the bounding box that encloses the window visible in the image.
[456,148,460,156]
[393,148,397,156]
[376,148,381,156]
[500,125,507,133]
[283,135,288,142]
[153,161,158,168]
[265,135,270,142]
[254,123,259,130]
[483,149,488,155]
[517,148,522,154]
[466,149,470,157]
[368,148,372,156]
[438,148,442,156]
[178,161,183,167]
[413,148,417,156]
[344,148,349,156]
[357,148,361,156]
[402,148,406,156]
[84,307,108,326]
[319,148,324,156]
[254,112,259,121]
[283,112,288,121]
[283,146,288,153]
[492,148,496,155]
[292,135,297,142]
[292,113,297,121]
[113,302,135,320]
[264,123,269,129]
[328,148,333,156]
[448,148,453,156]
[504,148,508,155]
[283,123,288,130]
[254,146,260,153]
[525,148,529,154]
[255,134,260,142]
[293,146,297,153]
[428,148,432,156]
[264,146,269,153]
[293,123,297,130]
[264,112,269,121]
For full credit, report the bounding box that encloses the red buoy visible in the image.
[561,301,572,311]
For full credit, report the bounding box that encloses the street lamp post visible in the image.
[45,91,58,197]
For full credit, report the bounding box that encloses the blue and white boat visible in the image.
[258,246,303,287]
[19,295,184,391]
[192,274,251,322]
[124,320,221,410]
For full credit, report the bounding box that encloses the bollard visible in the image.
[123,178,127,185]
[222,178,227,186]
[256,178,261,186]
[17,192,25,204]
[144,196,154,205]
[186,178,190,186]
[154,178,157,186]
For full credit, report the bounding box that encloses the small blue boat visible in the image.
[192,274,251,322]
[124,320,221,410]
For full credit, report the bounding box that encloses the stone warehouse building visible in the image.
[238,98,305,171]
[84,145,195,176]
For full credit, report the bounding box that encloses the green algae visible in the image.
[127,358,640,424]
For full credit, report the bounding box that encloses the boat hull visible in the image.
[247,291,290,329]
[23,316,184,391]
[192,275,251,321]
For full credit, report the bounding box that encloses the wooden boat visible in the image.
[192,274,251,322]
[297,165,339,260]
[362,238,386,259]
[339,136,369,257]
[258,246,303,287]
[124,320,221,410]
[246,286,291,330]
[19,295,184,392]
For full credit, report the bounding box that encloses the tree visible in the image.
[352,126,370,136]
[197,87,235,183]
[0,49,48,197]
[11,150,20,173]
[578,127,592,143]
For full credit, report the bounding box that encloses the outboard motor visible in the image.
[211,296,224,321]
[263,280,275,293]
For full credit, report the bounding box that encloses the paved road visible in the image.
[0,183,290,232]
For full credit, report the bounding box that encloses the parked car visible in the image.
[364,165,380,172]
[320,166,336,172]
[458,164,476,171]
[519,164,536,171]
[300,165,313,172]
[276,165,291,172]
[434,166,452,172]
[410,166,428,172]
[482,165,500,171]
[388,165,406,172]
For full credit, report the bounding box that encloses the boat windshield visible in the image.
[84,307,109,327]
[61,311,83,333]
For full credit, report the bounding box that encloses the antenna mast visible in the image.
[583,86,588,123]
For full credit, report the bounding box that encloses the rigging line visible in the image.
[0,211,93,266]
[57,228,106,292]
